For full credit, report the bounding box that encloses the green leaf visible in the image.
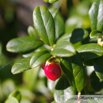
[5,97,19,103]
[89,0,103,31]
[71,52,85,92]
[57,33,71,43]
[54,13,65,41]
[90,30,103,38]
[77,43,103,60]
[70,28,89,43]
[44,0,58,3]
[60,58,76,89]
[57,28,88,44]
[22,45,50,58]
[49,8,58,18]
[33,6,55,46]
[9,90,21,102]
[90,71,103,91]
[27,26,38,39]
[6,36,43,53]
[30,51,51,68]
[11,57,31,74]
[93,56,103,79]
[54,75,76,103]
[51,41,76,57]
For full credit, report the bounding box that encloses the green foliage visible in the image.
[5,90,21,103]
[6,36,43,53]
[51,41,76,57]
[30,51,51,68]
[2,0,103,102]
[11,57,31,74]
[33,6,55,46]
[89,0,103,32]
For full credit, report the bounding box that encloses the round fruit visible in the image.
[41,62,46,69]
[44,63,61,81]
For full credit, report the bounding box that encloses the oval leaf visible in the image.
[90,30,103,38]
[71,52,85,92]
[90,71,103,91]
[70,28,89,44]
[5,97,19,103]
[93,56,103,79]
[77,43,103,60]
[54,75,76,103]
[22,45,49,58]
[33,6,55,46]
[30,51,51,68]
[6,36,43,53]
[49,8,58,18]
[89,0,103,31]
[12,57,31,74]
[51,41,76,57]
[9,90,21,102]
[60,58,76,89]
[57,33,71,43]
[27,26,38,39]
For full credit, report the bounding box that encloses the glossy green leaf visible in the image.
[49,8,58,18]
[70,28,89,43]
[57,28,88,44]
[93,56,103,79]
[27,26,38,39]
[54,75,76,103]
[57,33,71,43]
[44,0,58,3]
[9,90,21,102]
[12,57,31,74]
[60,58,76,89]
[54,13,65,41]
[51,41,76,57]
[5,97,18,103]
[30,51,51,68]
[89,0,103,31]
[77,43,103,60]
[90,71,103,91]
[90,30,103,38]
[33,6,55,46]
[6,36,43,53]
[71,52,85,92]
[22,45,49,58]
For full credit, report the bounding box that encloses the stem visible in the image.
[78,91,81,100]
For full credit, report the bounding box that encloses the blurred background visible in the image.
[0,0,97,103]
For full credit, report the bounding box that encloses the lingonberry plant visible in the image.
[4,0,103,102]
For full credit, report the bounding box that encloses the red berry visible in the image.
[44,63,61,81]
[41,62,46,69]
